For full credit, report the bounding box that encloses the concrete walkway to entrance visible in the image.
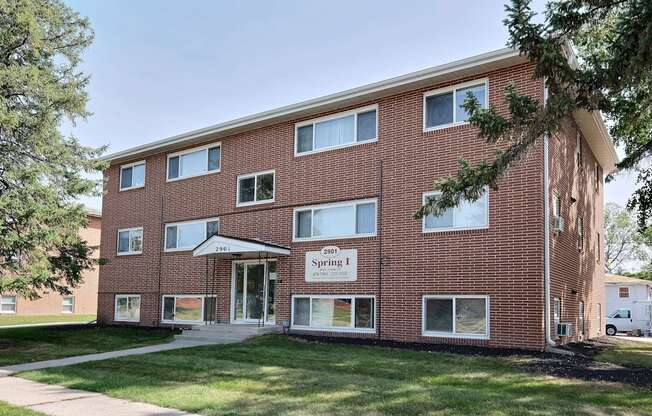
[0,339,216,376]
[0,377,198,416]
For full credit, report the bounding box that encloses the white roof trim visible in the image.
[192,235,291,259]
[103,48,524,164]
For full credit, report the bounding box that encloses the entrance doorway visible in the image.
[231,260,276,325]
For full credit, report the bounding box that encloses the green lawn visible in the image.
[596,338,652,368]
[0,401,45,416]
[19,336,652,416]
[0,314,96,327]
[0,326,174,366]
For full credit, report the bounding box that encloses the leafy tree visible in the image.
[0,0,104,298]
[415,0,652,229]
[604,202,650,273]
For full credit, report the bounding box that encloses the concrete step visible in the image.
[173,324,280,344]
[174,334,248,343]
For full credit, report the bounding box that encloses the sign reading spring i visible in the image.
[305,246,357,282]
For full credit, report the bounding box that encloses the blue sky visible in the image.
[65,0,634,210]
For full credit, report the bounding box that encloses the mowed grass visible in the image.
[596,338,652,368]
[0,314,96,327]
[0,326,174,366]
[20,335,652,416]
[0,401,45,416]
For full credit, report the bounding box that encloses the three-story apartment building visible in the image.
[98,48,617,350]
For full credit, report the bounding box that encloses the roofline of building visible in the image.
[101,47,618,172]
[85,207,102,218]
[102,47,523,164]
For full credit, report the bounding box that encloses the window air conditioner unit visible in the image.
[553,216,565,232]
[557,323,572,337]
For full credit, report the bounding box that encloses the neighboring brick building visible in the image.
[98,48,617,350]
[1,210,101,318]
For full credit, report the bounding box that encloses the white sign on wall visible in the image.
[305,246,357,282]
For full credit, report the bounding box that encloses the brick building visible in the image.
[1,210,101,318]
[98,48,617,350]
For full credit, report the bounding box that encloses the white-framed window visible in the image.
[295,105,378,156]
[119,161,145,191]
[117,227,143,255]
[422,190,488,232]
[291,295,375,333]
[164,218,219,252]
[62,296,75,314]
[552,194,561,218]
[577,216,584,250]
[293,199,377,242]
[167,142,221,181]
[423,79,488,131]
[114,295,140,322]
[236,170,275,207]
[576,132,583,168]
[579,301,585,336]
[0,295,16,314]
[161,295,216,324]
[553,297,561,337]
[422,295,489,339]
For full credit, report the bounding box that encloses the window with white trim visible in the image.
[162,295,216,323]
[119,161,145,190]
[553,297,561,337]
[577,216,584,250]
[422,295,489,339]
[424,80,487,130]
[114,295,140,322]
[117,228,143,255]
[294,199,376,241]
[164,218,219,251]
[1,295,16,314]
[292,295,375,332]
[62,296,74,313]
[576,132,583,168]
[579,301,585,336]
[295,105,378,155]
[237,170,275,206]
[167,143,221,181]
[552,194,561,218]
[422,191,488,232]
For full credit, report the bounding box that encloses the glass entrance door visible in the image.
[232,261,276,324]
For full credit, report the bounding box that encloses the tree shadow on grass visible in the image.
[21,336,652,416]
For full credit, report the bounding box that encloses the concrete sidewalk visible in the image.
[0,339,216,377]
[0,377,198,416]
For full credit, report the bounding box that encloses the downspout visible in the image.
[543,79,556,348]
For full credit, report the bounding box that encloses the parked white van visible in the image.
[605,274,652,336]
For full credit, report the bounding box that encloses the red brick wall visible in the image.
[549,120,605,344]
[99,62,563,349]
[2,215,101,317]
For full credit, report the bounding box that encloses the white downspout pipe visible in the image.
[543,79,557,347]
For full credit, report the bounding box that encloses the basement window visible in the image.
[0,295,16,314]
[114,295,140,322]
[291,295,375,332]
[161,295,216,323]
[422,295,489,339]
[62,297,75,314]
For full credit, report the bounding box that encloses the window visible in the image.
[596,303,602,334]
[610,308,631,319]
[164,218,219,251]
[117,228,143,255]
[619,287,630,298]
[291,295,375,332]
[1,295,16,314]
[162,295,216,323]
[576,132,583,168]
[236,170,275,206]
[295,105,378,155]
[422,295,489,339]
[422,191,488,232]
[114,295,140,322]
[167,143,221,181]
[553,297,561,337]
[294,199,377,241]
[596,165,601,189]
[596,233,601,263]
[579,301,584,336]
[423,80,487,131]
[62,297,74,314]
[119,161,145,190]
[576,216,584,250]
[552,194,561,218]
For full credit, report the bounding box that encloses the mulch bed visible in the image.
[292,334,652,387]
